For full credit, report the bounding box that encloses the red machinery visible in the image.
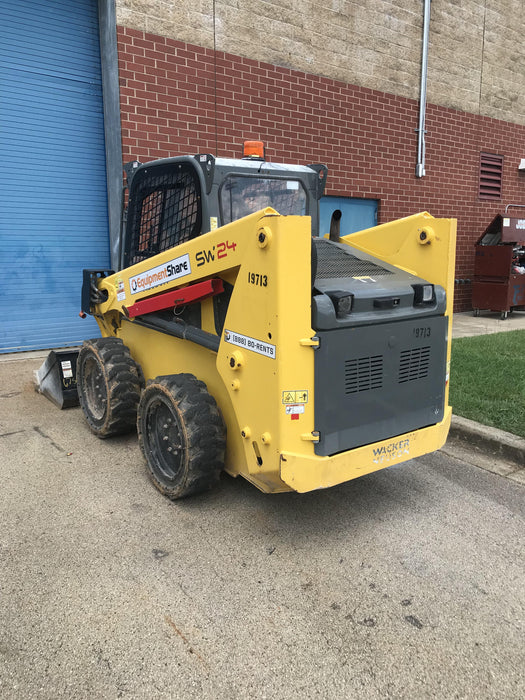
[472,212,525,319]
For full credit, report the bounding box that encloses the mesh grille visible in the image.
[314,239,392,279]
[345,355,383,394]
[127,163,201,266]
[399,347,431,383]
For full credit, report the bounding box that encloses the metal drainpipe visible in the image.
[416,0,431,178]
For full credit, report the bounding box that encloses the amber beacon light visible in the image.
[243,140,265,159]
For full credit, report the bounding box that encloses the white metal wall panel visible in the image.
[0,0,110,352]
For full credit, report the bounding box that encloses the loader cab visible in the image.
[120,152,327,271]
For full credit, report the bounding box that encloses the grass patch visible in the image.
[450,330,525,438]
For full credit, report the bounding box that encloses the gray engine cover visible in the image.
[314,316,447,456]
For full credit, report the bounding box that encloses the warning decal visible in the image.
[282,390,308,404]
[285,404,305,415]
[61,361,73,379]
[116,277,126,301]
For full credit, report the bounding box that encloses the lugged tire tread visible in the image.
[77,337,143,438]
[137,374,226,500]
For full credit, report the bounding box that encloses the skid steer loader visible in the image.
[78,141,456,498]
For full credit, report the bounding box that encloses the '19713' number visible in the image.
[414,327,431,338]
[248,272,268,287]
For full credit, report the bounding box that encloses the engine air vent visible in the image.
[315,239,393,279]
[399,347,431,383]
[345,355,383,394]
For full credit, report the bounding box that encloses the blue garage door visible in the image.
[0,0,110,352]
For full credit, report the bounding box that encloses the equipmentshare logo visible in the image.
[129,254,191,295]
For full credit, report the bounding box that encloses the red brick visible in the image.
[116,27,525,310]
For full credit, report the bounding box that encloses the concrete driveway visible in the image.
[0,355,524,699]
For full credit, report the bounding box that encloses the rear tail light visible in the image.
[328,291,354,317]
[412,284,434,305]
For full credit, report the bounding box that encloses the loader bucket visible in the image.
[34,349,80,409]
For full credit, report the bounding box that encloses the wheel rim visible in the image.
[82,355,107,422]
[144,394,186,482]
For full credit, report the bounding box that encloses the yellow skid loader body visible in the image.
[92,209,455,493]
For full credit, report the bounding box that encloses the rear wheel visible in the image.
[77,337,143,437]
[137,374,225,499]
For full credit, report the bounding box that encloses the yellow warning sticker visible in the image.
[282,390,308,404]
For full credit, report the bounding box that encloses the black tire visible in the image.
[77,337,143,438]
[137,374,226,500]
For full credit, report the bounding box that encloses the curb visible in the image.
[447,414,525,469]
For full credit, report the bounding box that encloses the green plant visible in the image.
[449,330,525,438]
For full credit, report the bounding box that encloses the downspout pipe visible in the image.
[416,0,431,178]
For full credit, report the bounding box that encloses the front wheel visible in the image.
[137,374,226,499]
[77,337,143,437]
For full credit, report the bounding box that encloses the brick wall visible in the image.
[117,0,525,127]
[117,27,525,311]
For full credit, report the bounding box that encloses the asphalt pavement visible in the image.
[0,332,524,698]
